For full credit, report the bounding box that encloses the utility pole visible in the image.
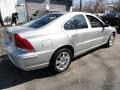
[112,0,114,5]
[24,0,29,22]
[0,10,4,26]
[46,0,50,11]
[0,10,4,27]
[80,0,82,11]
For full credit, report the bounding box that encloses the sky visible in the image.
[73,0,79,4]
[73,0,91,5]
[73,0,115,5]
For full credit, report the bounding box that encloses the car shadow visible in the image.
[0,55,57,89]
[0,46,103,89]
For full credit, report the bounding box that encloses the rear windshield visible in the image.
[23,14,63,28]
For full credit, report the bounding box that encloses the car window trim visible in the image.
[86,15,105,28]
[63,14,89,31]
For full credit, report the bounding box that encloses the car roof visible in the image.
[50,12,92,15]
[49,12,98,21]
[65,12,97,18]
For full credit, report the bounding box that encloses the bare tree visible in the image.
[73,0,120,13]
[83,0,93,12]
[93,0,106,13]
[82,0,107,13]
[114,0,120,11]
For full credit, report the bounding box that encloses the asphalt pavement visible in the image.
[0,34,120,90]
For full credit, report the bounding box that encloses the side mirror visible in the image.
[103,24,109,27]
[103,21,110,27]
[33,14,37,16]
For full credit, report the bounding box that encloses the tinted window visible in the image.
[64,15,88,30]
[23,14,63,28]
[87,15,103,28]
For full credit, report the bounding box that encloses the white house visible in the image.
[0,0,28,24]
[0,0,73,25]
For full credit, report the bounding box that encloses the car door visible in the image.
[63,14,93,54]
[86,15,107,46]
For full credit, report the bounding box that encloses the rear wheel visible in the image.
[105,33,115,47]
[50,48,72,73]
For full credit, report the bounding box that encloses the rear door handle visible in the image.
[72,34,77,37]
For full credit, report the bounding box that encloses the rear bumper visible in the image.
[8,53,49,71]
[6,48,54,71]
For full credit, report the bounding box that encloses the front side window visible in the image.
[64,15,88,30]
[87,15,103,28]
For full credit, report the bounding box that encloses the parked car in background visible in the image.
[4,12,116,73]
[102,12,120,27]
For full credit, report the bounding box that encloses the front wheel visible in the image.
[105,33,115,47]
[50,48,72,73]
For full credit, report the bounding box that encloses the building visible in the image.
[0,0,27,25]
[26,0,73,20]
[0,0,73,25]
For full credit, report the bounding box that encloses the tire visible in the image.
[50,48,72,73]
[105,33,115,47]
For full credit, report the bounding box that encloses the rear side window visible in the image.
[64,15,88,30]
[87,15,103,28]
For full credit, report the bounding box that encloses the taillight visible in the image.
[14,33,34,52]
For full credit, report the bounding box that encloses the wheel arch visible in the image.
[50,45,74,61]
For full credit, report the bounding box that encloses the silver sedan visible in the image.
[4,12,116,73]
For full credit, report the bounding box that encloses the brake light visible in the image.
[14,33,34,52]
